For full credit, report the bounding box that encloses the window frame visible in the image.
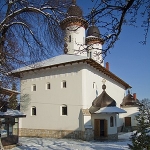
[62,80,67,88]
[46,82,51,90]
[61,105,67,116]
[32,84,36,91]
[93,82,96,89]
[69,35,71,42]
[31,106,36,116]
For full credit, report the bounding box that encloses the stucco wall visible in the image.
[65,25,86,56]
[120,106,139,127]
[82,64,125,107]
[20,64,84,131]
[20,62,127,133]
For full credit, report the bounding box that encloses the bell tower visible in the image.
[86,10,104,65]
[60,0,88,56]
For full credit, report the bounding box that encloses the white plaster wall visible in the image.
[81,64,126,128]
[65,25,86,56]
[91,114,117,135]
[87,43,103,66]
[20,64,84,131]
[20,62,127,131]
[120,107,139,126]
[81,64,126,108]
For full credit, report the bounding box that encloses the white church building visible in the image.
[12,1,140,140]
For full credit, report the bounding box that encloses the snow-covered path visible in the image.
[12,133,131,150]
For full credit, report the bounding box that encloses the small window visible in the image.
[61,105,67,116]
[32,84,36,91]
[93,82,96,89]
[46,83,50,90]
[90,52,92,58]
[31,106,36,116]
[69,35,71,42]
[110,116,114,127]
[62,80,66,88]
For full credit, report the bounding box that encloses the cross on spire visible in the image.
[91,9,96,25]
[72,0,76,5]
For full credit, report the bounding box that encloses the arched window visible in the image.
[61,104,67,116]
[110,116,114,127]
[32,84,36,91]
[46,82,50,90]
[31,106,36,116]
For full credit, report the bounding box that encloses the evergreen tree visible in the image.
[8,83,18,110]
[128,99,150,150]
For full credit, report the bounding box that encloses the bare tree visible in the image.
[0,0,150,87]
[86,0,150,58]
[0,0,71,85]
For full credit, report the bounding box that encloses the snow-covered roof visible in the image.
[12,54,87,73]
[0,109,26,118]
[12,54,131,89]
[95,106,127,114]
[0,87,20,96]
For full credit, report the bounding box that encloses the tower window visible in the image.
[110,116,114,127]
[32,84,36,91]
[69,35,71,42]
[46,83,51,90]
[31,106,36,116]
[90,52,92,58]
[61,105,67,116]
[61,80,67,88]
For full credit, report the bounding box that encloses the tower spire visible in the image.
[91,9,96,25]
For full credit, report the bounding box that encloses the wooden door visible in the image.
[94,119,108,139]
[94,119,100,139]
[125,117,131,126]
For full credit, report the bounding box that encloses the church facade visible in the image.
[13,1,139,140]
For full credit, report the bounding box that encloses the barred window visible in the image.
[62,80,66,88]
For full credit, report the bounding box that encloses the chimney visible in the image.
[106,62,109,70]
[133,93,136,100]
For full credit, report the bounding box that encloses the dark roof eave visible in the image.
[12,58,131,89]
[0,115,26,118]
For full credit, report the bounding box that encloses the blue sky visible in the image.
[78,0,150,100]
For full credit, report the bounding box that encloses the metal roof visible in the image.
[0,109,26,118]
[120,91,141,107]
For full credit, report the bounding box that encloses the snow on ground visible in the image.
[12,132,132,150]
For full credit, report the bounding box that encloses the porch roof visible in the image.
[94,106,127,114]
[0,109,26,118]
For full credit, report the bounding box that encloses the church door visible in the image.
[125,117,131,126]
[94,119,107,139]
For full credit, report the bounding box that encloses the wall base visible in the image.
[19,128,94,141]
